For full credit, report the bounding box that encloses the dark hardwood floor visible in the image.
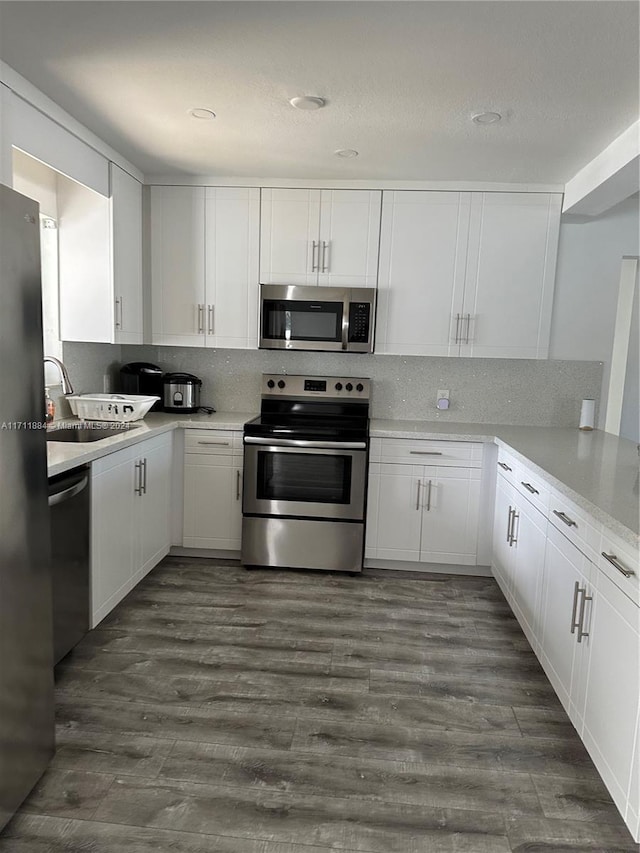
[1,558,637,852]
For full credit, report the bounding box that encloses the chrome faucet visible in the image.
[43,356,74,395]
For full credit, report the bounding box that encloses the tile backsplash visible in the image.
[61,343,603,429]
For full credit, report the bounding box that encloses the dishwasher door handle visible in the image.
[48,474,89,507]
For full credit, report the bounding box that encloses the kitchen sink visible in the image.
[46,423,139,443]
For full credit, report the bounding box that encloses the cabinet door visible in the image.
[376,191,469,355]
[151,186,206,345]
[461,192,561,359]
[580,571,639,822]
[91,448,136,627]
[492,473,515,600]
[539,524,591,714]
[112,164,143,344]
[259,188,321,285]
[317,190,381,288]
[511,496,547,652]
[183,451,243,550]
[419,466,480,565]
[368,463,422,562]
[205,188,260,348]
[137,434,172,575]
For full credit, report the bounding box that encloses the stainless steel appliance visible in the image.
[163,372,202,413]
[48,466,90,665]
[0,184,54,830]
[259,284,376,353]
[242,374,370,573]
[120,362,164,411]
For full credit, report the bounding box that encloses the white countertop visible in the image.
[371,420,639,546]
[47,413,638,547]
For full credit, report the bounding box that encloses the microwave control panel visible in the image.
[348,302,371,343]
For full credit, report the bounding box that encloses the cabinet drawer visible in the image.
[514,461,550,517]
[598,529,639,606]
[548,489,601,563]
[496,447,518,485]
[370,438,483,467]
[184,429,242,455]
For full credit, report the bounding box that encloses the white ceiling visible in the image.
[0,1,638,183]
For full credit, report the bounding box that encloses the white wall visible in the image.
[550,194,640,428]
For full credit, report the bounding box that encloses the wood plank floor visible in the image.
[1,558,637,853]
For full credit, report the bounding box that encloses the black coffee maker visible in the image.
[120,362,164,411]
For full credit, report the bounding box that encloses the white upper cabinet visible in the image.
[376,190,562,358]
[260,188,381,287]
[150,185,259,348]
[111,164,143,344]
[460,193,561,358]
[204,187,260,349]
[151,185,206,346]
[376,191,469,355]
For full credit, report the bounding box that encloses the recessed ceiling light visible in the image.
[289,96,326,111]
[472,112,502,125]
[334,149,359,158]
[189,108,216,120]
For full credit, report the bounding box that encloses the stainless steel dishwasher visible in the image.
[48,466,90,665]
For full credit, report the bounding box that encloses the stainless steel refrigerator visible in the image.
[0,183,54,831]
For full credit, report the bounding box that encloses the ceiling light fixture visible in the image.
[472,112,502,125]
[289,96,326,111]
[189,108,216,120]
[334,149,359,158]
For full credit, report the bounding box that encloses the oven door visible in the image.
[243,438,367,520]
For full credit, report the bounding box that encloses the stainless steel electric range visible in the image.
[242,374,371,573]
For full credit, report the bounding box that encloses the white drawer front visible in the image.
[370,438,483,467]
[496,447,518,486]
[184,429,242,455]
[515,461,550,517]
[548,489,601,562]
[598,529,639,607]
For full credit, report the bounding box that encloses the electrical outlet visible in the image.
[436,389,450,410]
[103,374,111,393]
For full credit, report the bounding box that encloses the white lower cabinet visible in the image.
[91,432,172,626]
[366,439,483,566]
[182,430,243,551]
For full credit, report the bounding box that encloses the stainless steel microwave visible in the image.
[259,285,376,353]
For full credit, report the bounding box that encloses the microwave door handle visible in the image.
[342,299,349,350]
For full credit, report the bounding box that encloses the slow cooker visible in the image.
[163,372,202,413]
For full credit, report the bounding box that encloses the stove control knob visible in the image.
[267,379,275,389]
[345,382,353,392]
[277,379,286,389]
[335,382,343,391]
[356,383,364,393]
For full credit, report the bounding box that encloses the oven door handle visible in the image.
[243,436,367,450]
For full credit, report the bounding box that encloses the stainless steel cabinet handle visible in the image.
[464,313,471,344]
[321,241,329,272]
[553,510,577,528]
[197,304,205,333]
[454,313,461,344]
[236,469,241,501]
[207,305,214,335]
[416,480,421,510]
[134,460,143,495]
[521,481,539,495]
[426,479,433,511]
[311,240,319,272]
[577,587,592,643]
[498,461,512,472]
[570,580,581,634]
[601,552,635,578]
[410,451,443,456]
[510,509,519,545]
[142,458,147,495]
[197,440,230,446]
[115,296,122,329]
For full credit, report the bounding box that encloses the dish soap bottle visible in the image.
[45,387,55,424]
